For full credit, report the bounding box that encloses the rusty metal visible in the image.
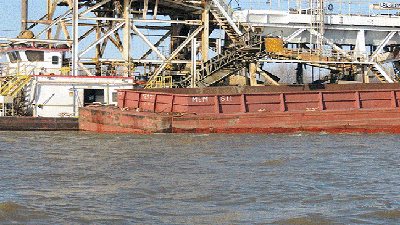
[117,84,400,115]
[21,0,28,31]
[0,117,78,131]
[79,84,400,133]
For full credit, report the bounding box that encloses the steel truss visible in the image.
[3,0,400,86]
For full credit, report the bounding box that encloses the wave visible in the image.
[272,215,340,225]
[358,209,400,221]
[0,202,23,212]
[261,158,290,166]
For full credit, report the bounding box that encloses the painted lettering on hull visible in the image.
[142,94,155,100]
[220,96,233,102]
[192,97,209,103]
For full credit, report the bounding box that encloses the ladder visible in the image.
[0,73,32,96]
[310,0,324,53]
[180,35,265,88]
[369,51,398,83]
[184,0,254,87]
[369,63,397,83]
[144,0,251,89]
[210,0,249,46]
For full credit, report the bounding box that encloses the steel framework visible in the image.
[2,0,400,86]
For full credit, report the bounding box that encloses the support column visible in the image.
[96,22,102,59]
[123,0,131,77]
[191,38,197,88]
[296,63,304,84]
[355,30,366,60]
[21,0,28,32]
[216,38,222,55]
[47,0,53,40]
[72,0,79,76]
[249,62,257,86]
[171,24,179,56]
[95,22,102,76]
[201,2,209,62]
[364,65,370,83]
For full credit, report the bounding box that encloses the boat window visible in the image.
[7,51,21,63]
[112,92,118,102]
[52,56,59,65]
[84,89,105,106]
[26,50,44,62]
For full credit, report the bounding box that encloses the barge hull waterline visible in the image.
[0,117,79,131]
[79,107,400,134]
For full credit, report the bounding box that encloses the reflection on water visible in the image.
[0,131,400,224]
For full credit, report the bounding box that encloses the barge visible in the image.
[0,116,78,131]
[4,0,400,133]
[79,83,400,133]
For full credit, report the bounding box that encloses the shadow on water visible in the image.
[271,214,342,225]
[0,201,48,223]
[358,209,400,221]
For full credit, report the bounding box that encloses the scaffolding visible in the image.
[1,0,400,87]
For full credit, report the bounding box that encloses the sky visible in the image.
[0,1,47,38]
[0,1,24,38]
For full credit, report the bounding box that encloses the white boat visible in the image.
[0,46,142,117]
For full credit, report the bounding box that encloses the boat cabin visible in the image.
[1,47,69,76]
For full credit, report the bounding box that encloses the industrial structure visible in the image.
[2,0,400,117]
[2,0,400,86]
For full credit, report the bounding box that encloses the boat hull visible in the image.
[79,83,400,133]
[0,117,78,131]
[79,105,400,133]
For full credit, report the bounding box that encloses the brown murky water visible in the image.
[0,131,400,224]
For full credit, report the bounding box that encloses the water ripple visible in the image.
[0,132,400,224]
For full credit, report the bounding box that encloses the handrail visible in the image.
[155,76,172,88]
[372,63,395,83]
[3,60,138,77]
[214,0,250,33]
[235,0,400,17]
[0,73,32,96]
[187,34,265,87]
[378,62,398,82]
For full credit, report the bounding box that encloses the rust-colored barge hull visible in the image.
[79,84,400,133]
[0,117,78,131]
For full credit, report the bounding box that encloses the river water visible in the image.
[0,131,400,224]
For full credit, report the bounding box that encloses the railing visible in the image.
[184,34,266,87]
[212,0,250,33]
[271,46,372,62]
[155,76,173,88]
[2,61,60,76]
[1,60,142,78]
[378,62,398,82]
[92,62,137,77]
[197,34,263,78]
[0,73,32,96]
[0,63,8,77]
[234,0,400,17]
